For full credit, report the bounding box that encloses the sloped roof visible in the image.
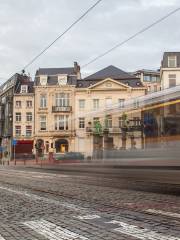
[36,67,75,75]
[15,81,34,94]
[35,67,77,86]
[84,65,135,80]
[76,78,143,88]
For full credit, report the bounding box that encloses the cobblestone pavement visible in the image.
[0,167,179,239]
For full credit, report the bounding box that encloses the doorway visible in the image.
[55,139,68,153]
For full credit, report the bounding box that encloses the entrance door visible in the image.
[55,139,68,153]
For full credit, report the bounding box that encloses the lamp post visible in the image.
[121,113,128,150]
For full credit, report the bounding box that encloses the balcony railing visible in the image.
[52,106,72,112]
[86,123,142,135]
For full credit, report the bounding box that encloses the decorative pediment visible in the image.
[88,78,131,90]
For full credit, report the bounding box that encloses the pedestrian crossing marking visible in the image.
[146,209,180,219]
[76,215,101,220]
[106,220,180,240]
[24,219,89,240]
[0,235,5,240]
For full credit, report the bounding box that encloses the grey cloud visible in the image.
[0,0,179,82]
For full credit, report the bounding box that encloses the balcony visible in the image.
[52,106,72,113]
[48,129,75,137]
[86,127,121,135]
[86,124,142,135]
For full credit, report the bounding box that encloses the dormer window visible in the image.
[168,56,177,68]
[21,85,28,93]
[40,75,47,86]
[58,75,67,85]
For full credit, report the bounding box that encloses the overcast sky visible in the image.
[0,0,179,82]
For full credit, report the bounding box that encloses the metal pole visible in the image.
[14,145,16,165]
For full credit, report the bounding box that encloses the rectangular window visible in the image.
[118,117,123,128]
[54,115,69,130]
[118,99,125,108]
[156,76,160,82]
[105,115,112,128]
[26,101,32,108]
[26,126,32,137]
[16,101,21,108]
[105,98,112,108]
[151,76,157,82]
[21,85,28,93]
[55,93,69,107]
[168,56,177,68]
[40,116,46,131]
[169,74,176,88]
[15,126,21,136]
[79,118,85,129]
[58,75,67,85]
[93,117,100,126]
[79,99,85,110]
[143,75,151,82]
[15,112,21,122]
[93,99,99,110]
[133,117,140,126]
[26,112,32,122]
[40,94,47,108]
[133,99,139,109]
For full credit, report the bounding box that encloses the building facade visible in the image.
[133,69,161,94]
[142,52,180,146]
[75,66,146,157]
[0,73,31,160]
[13,79,34,158]
[161,52,180,89]
[160,52,180,136]
[34,62,80,156]
[33,65,146,158]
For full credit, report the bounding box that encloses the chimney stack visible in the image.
[74,62,81,79]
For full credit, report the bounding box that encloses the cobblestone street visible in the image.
[0,166,179,240]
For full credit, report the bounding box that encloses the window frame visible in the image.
[105,98,112,108]
[40,94,47,108]
[168,56,177,68]
[54,115,69,130]
[79,117,85,129]
[26,112,32,122]
[20,85,28,93]
[168,74,176,88]
[26,100,32,108]
[15,125,21,136]
[55,93,70,107]
[79,99,85,110]
[118,99,125,109]
[40,115,47,131]
[93,99,99,110]
[26,125,32,137]
[15,112,21,122]
[15,101,21,108]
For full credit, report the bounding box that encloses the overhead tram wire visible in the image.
[82,6,180,68]
[22,0,103,71]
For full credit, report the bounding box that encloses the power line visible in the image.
[82,7,180,68]
[22,0,103,71]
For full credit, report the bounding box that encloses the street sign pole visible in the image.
[14,144,16,165]
[12,139,17,165]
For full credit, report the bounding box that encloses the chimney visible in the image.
[74,62,81,79]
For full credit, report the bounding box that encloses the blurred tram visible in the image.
[92,86,180,166]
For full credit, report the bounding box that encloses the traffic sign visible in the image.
[12,139,17,146]
[0,146,4,152]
